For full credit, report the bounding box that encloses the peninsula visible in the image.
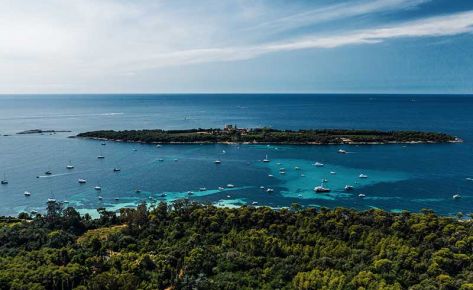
[77,126,459,145]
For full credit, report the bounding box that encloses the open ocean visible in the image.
[0,94,472,217]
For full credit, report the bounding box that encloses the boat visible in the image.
[359,174,368,179]
[214,160,221,164]
[344,185,354,191]
[330,171,336,175]
[453,194,461,200]
[260,186,265,189]
[160,193,167,197]
[263,154,270,163]
[63,200,69,204]
[266,188,274,193]
[66,162,74,169]
[199,187,207,191]
[188,191,194,195]
[279,168,285,171]
[113,168,121,172]
[24,191,31,196]
[156,144,162,148]
[44,170,52,175]
[280,171,286,175]
[294,166,300,170]
[218,186,225,190]
[78,179,87,184]
[114,197,119,201]
[252,201,258,205]
[466,178,473,181]
[322,178,328,183]
[135,189,141,193]
[314,182,331,193]
[101,142,106,146]
[338,149,347,154]
[227,184,235,188]
[358,193,366,198]
[158,159,164,162]
[268,174,273,177]
[97,155,105,159]
[94,186,102,191]
[226,195,231,198]
[1,174,7,185]
[174,159,178,162]
[301,174,305,177]
[133,149,137,152]
[47,198,56,203]
[98,196,103,200]
[314,162,324,167]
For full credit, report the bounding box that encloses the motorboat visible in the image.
[294,166,300,170]
[338,149,347,154]
[187,191,194,195]
[268,174,274,177]
[98,196,103,200]
[101,142,106,146]
[358,193,366,198]
[94,186,102,191]
[47,198,56,203]
[97,155,105,159]
[260,186,265,189]
[314,162,324,167]
[344,185,354,191]
[66,164,74,169]
[218,186,225,190]
[314,183,331,193]
[330,171,336,175]
[227,184,235,188]
[44,170,52,175]
[252,201,258,205]
[78,179,87,184]
[214,160,221,164]
[135,189,141,193]
[453,194,461,200]
[266,188,274,193]
[199,187,207,191]
[24,191,31,196]
[359,174,368,179]
[156,144,162,148]
[158,159,164,162]
[113,168,121,172]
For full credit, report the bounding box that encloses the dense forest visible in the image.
[0,201,471,289]
[77,128,458,144]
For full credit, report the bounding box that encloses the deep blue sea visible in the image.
[0,94,472,217]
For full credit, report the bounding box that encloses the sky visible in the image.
[0,0,473,94]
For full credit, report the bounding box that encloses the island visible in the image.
[17,129,72,135]
[0,201,471,289]
[77,126,460,145]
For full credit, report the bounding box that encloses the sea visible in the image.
[0,94,472,217]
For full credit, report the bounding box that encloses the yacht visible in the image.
[113,168,121,172]
[263,154,270,163]
[314,162,324,167]
[94,186,102,191]
[453,194,461,200]
[214,160,221,164]
[24,191,31,196]
[338,149,347,154]
[227,184,235,188]
[358,193,366,198]
[98,196,103,200]
[266,188,274,193]
[344,185,354,191]
[314,183,331,193]
[330,171,336,175]
[466,177,473,181]
[66,163,74,169]
[226,195,231,198]
[47,198,56,203]
[260,186,265,189]
[359,174,368,179]
[97,155,105,159]
[268,174,274,177]
[199,187,207,191]
[78,179,87,184]
[218,186,225,191]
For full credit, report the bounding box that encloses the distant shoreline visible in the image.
[76,128,462,145]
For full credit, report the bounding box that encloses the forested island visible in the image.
[0,201,471,289]
[77,127,459,145]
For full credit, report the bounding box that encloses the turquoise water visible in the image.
[0,94,472,217]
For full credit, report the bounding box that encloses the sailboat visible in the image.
[66,161,74,169]
[1,173,8,185]
[263,154,270,163]
[314,180,331,193]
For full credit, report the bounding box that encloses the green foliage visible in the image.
[0,201,471,289]
[77,128,456,144]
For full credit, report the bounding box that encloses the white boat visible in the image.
[218,186,225,190]
[338,149,347,154]
[199,187,207,191]
[294,166,300,170]
[314,182,331,193]
[260,186,265,189]
[298,194,303,197]
[98,196,103,200]
[94,186,102,191]
[280,171,286,175]
[279,168,285,171]
[66,163,74,169]
[226,195,231,198]
[301,174,305,177]
[101,142,106,146]
[63,200,69,204]
[266,188,274,193]
[330,171,336,175]
[24,191,31,196]
[156,144,162,148]
[113,168,121,172]
[214,160,221,164]
[359,174,368,179]
[188,191,194,195]
[97,155,105,159]
[78,179,87,184]
[268,174,274,177]
[344,185,354,191]
[227,184,235,188]
[263,154,270,163]
[314,162,324,167]
[322,178,328,183]
[453,194,461,200]
[160,193,167,197]
[47,198,56,203]
[358,193,366,198]
[466,178,473,181]
[252,201,258,205]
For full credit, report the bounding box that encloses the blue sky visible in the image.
[0,0,472,93]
